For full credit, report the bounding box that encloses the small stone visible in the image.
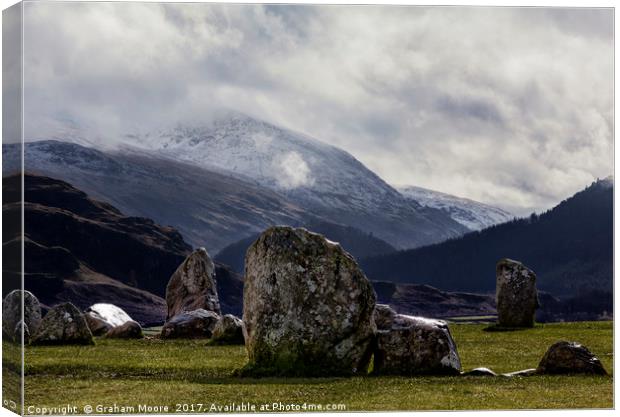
[84,313,111,336]
[501,368,537,377]
[373,315,461,375]
[105,320,143,339]
[84,303,134,336]
[31,302,94,345]
[496,259,538,328]
[374,304,397,330]
[461,367,497,377]
[537,341,607,375]
[161,309,220,339]
[210,314,244,345]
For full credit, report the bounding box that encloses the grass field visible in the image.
[14,321,613,413]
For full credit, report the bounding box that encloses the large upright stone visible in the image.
[243,226,376,376]
[373,314,461,375]
[2,290,42,343]
[496,259,538,327]
[31,302,94,345]
[165,248,221,319]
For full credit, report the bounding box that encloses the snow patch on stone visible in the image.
[87,303,133,327]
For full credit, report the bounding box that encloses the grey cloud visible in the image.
[19,3,613,215]
[435,95,505,125]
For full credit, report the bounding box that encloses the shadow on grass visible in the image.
[24,363,348,386]
[483,323,545,332]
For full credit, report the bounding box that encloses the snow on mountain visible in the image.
[3,140,309,252]
[397,185,514,231]
[16,113,470,249]
[122,112,405,213]
[116,112,469,249]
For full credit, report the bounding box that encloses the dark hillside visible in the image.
[216,218,396,274]
[362,178,613,297]
[2,173,244,323]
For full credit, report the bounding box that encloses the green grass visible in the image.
[20,321,613,413]
[2,340,23,414]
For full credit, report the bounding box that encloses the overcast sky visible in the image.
[19,3,613,214]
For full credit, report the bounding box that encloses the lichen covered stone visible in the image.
[374,304,398,331]
[210,314,244,345]
[243,226,376,376]
[2,290,42,343]
[166,248,221,319]
[537,341,607,375]
[160,309,220,339]
[496,259,538,328]
[373,315,461,375]
[31,302,94,345]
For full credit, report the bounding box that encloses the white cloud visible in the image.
[275,151,313,189]
[21,3,613,214]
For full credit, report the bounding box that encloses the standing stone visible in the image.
[105,320,144,339]
[165,248,221,319]
[84,303,134,336]
[243,226,376,376]
[373,314,461,375]
[2,290,42,343]
[210,314,245,345]
[31,302,94,345]
[160,309,220,339]
[496,259,538,327]
[537,341,607,375]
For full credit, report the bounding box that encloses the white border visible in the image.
[0,2,616,417]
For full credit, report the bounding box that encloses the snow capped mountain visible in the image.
[118,112,469,249]
[122,112,409,213]
[16,112,470,250]
[397,185,514,231]
[3,140,309,252]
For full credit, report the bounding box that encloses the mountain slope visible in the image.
[4,140,309,253]
[362,178,613,297]
[397,185,514,230]
[2,173,244,323]
[7,138,467,252]
[119,113,468,249]
[215,218,396,274]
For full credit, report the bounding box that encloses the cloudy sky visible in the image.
[19,3,613,214]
